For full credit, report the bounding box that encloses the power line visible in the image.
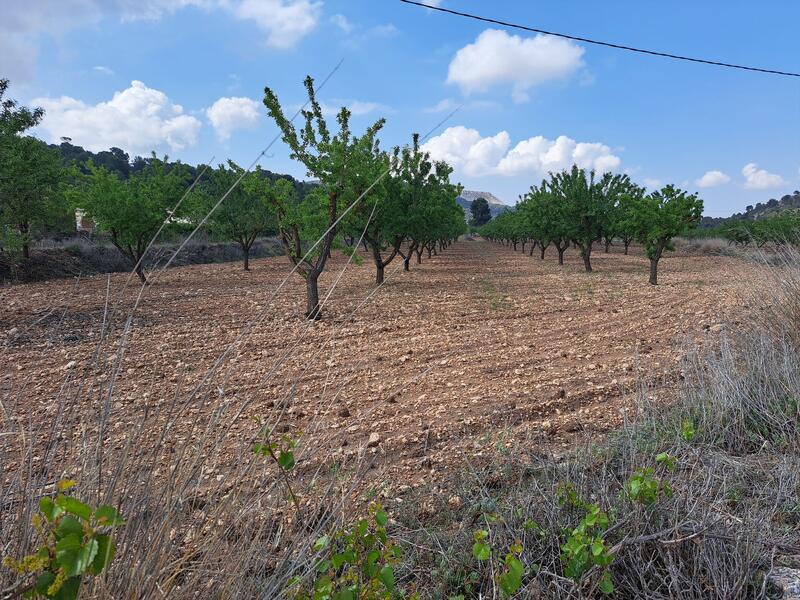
[399,0,800,78]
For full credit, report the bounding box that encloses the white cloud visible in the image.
[206,96,260,140]
[742,163,786,189]
[643,178,663,189]
[695,170,730,188]
[93,65,114,75]
[234,0,321,49]
[330,14,354,33]
[424,99,457,113]
[33,80,201,153]
[422,126,510,177]
[421,126,621,179]
[0,0,318,80]
[447,29,585,103]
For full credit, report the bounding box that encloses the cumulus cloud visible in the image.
[421,126,620,178]
[206,96,260,140]
[422,126,510,177]
[447,29,585,103]
[742,163,786,189]
[0,0,318,79]
[33,80,201,153]
[233,0,321,49]
[695,170,730,188]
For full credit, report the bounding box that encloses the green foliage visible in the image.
[192,161,286,269]
[721,211,800,247]
[470,197,492,227]
[2,480,123,599]
[252,426,300,511]
[0,135,66,257]
[557,485,615,594]
[287,504,413,600]
[627,185,703,259]
[263,75,387,317]
[0,79,44,137]
[69,155,190,282]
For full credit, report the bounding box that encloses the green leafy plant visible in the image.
[287,504,412,600]
[252,427,300,512]
[557,485,615,595]
[497,542,524,597]
[2,480,123,599]
[681,418,696,442]
[624,454,676,507]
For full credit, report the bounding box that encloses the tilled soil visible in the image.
[0,239,745,496]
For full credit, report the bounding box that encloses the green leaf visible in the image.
[277,450,295,471]
[52,576,81,600]
[91,534,116,575]
[94,505,125,526]
[333,589,356,600]
[375,509,388,527]
[313,535,330,552]
[40,496,63,522]
[56,515,84,539]
[599,570,614,594]
[56,496,92,521]
[472,541,491,561]
[55,533,82,576]
[379,565,395,592]
[32,571,56,594]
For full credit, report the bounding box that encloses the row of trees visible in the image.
[480,166,703,284]
[0,78,466,318]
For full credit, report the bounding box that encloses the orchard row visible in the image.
[480,166,703,285]
[0,77,466,319]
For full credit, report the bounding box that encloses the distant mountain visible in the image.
[456,191,509,219]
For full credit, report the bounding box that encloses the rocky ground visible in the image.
[0,238,747,498]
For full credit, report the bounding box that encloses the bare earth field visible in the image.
[1,239,747,498]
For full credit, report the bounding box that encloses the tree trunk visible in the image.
[306,272,322,319]
[529,243,535,257]
[581,242,593,272]
[135,262,147,284]
[376,264,384,284]
[604,239,611,253]
[649,243,664,285]
[427,246,432,259]
[649,258,659,285]
[521,240,526,253]
[624,239,631,255]
[404,255,410,271]
[243,246,250,271]
[540,245,546,259]
[22,242,30,260]
[557,246,565,265]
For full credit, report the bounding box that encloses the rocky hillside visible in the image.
[456,190,509,218]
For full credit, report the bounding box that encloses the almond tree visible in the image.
[194,162,285,271]
[545,166,631,272]
[628,184,703,284]
[263,76,385,318]
[71,156,189,283]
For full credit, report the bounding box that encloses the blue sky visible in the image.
[3,0,799,216]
